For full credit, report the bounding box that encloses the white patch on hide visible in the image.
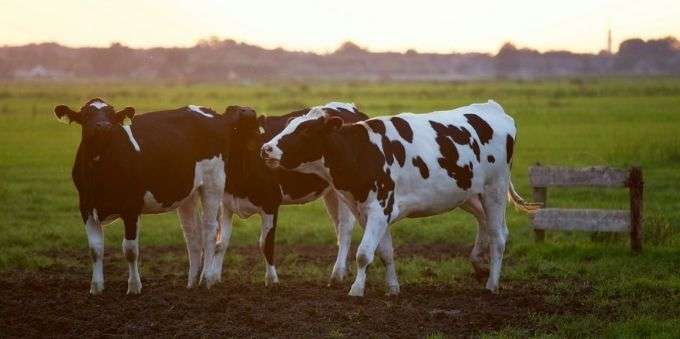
[89,101,108,109]
[143,155,225,214]
[188,105,214,118]
[122,125,141,152]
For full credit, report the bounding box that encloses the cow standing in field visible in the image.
[208,103,368,286]
[55,99,244,294]
[260,100,538,296]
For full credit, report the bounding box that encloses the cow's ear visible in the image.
[54,105,80,124]
[324,116,343,130]
[114,107,135,124]
[256,115,266,134]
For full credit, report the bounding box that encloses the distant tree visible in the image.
[495,42,520,77]
[160,48,189,78]
[196,36,222,48]
[87,42,133,77]
[497,42,517,55]
[334,41,368,55]
[615,36,680,73]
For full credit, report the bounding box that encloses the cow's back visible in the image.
[364,100,516,220]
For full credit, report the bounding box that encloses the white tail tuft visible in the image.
[507,180,542,214]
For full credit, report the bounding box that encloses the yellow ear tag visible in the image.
[258,126,265,134]
[57,114,71,124]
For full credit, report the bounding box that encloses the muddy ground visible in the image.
[0,245,591,337]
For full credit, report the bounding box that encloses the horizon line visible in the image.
[5,34,678,55]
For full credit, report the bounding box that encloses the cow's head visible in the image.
[224,105,259,152]
[260,106,343,170]
[55,99,135,160]
[55,98,135,141]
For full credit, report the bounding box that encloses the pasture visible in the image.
[1,78,679,337]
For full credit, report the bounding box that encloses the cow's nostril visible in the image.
[261,145,274,159]
[95,121,111,130]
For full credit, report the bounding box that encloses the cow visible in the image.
[208,102,368,287]
[54,99,246,294]
[260,100,539,297]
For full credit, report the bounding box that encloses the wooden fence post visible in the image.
[533,186,547,242]
[531,162,547,242]
[628,166,643,253]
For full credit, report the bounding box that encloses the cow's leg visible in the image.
[375,230,400,296]
[480,178,510,293]
[322,191,355,284]
[460,195,490,283]
[122,214,142,294]
[85,212,104,294]
[198,184,223,288]
[349,213,388,297]
[259,212,279,286]
[211,205,233,283]
[177,195,202,289]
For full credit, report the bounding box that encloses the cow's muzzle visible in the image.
[260,144,280,168]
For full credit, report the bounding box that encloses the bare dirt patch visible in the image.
[1,245,591,337]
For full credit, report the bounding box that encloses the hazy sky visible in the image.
[1,0,679,53]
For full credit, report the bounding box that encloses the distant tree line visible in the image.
[0,36,678,82]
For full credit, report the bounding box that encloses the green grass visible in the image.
[2,78,680,337]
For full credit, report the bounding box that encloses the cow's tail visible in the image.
[507,180,542,214]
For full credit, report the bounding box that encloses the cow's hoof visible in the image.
[186,275,199,289]
[264,276,279,287]
[386,285,400,296]
[127,277,142,294]
[127,285,142,295]
[328,270,347,286]
[265,266,279,287]
[187,277,200,290]
[211,265,224,284]
[90,281,104,295]
[485,281,500,294]
[205,277,218,289]
[348,284,365,297]
[200,270,219,289]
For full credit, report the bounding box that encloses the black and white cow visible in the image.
[206,103,368,286]
[260,100,538,296]
[55,99,244,294]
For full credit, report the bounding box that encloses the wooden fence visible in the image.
[528,165,643,253]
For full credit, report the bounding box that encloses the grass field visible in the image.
[1,78,679,337]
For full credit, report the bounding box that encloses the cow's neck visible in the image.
[321,124,370,198]
[73,127,138,187]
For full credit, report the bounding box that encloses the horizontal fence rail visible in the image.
[533,208,630,232]
[529,166,629,188]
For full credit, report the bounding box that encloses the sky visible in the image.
[1,0,679,54]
